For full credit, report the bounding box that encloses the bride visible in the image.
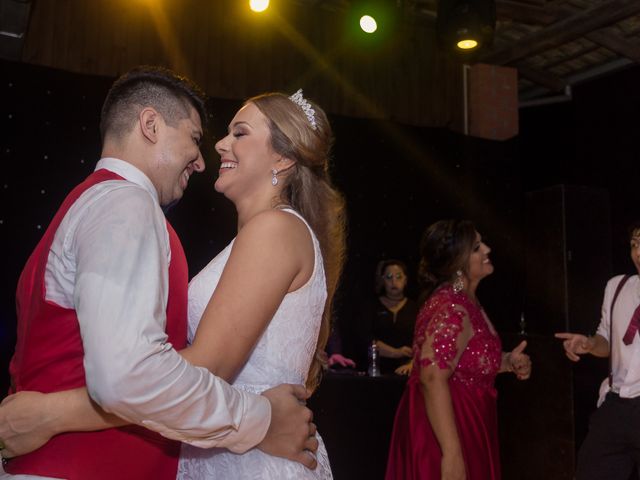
[0,90,345,479]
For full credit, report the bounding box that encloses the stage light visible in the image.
[249,0,269,13]
[457,39,478,50]
[360,15,377,34]
[346,0,397,43]
[437,0,495,53]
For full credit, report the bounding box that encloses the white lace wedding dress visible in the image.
[177,209,333,479]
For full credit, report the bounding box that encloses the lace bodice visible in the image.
[413,285,502,391]
[177,209,332,479]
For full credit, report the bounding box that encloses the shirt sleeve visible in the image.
[596,276,621,342]
[70,184,270,452]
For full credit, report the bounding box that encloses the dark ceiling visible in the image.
[295,0,640,102]
[1,0,639,109]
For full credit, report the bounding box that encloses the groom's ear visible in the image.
[140,108,160,144]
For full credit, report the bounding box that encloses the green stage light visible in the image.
[345,0,397,48]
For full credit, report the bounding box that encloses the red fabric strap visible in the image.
[622,304,640,345]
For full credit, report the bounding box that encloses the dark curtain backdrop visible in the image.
[518,66,640,274]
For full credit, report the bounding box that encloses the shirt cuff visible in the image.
[223,392,272,454]
[141,391,271,452]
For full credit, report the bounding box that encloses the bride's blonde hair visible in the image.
[247,92,346,392]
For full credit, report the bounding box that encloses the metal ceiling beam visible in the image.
[566,56,635,84]
[519,57,633,100]
[509,0,547,7]
[536,43,601,71]
[586,30,640,62]
[496,1,560,25]
[480,0,640,65]
[516,63,568,91]
[519,86,572,108]
[400,0,562,25]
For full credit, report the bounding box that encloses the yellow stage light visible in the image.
[457,39,478,50]
[360,15,377,33]
[437,0,495,53]
[249,0,269,13]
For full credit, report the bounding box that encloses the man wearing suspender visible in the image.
[556,223,640,480]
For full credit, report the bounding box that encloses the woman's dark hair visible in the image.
[417,219,477,302]
[627,220,640,240]
[375,259,408,295]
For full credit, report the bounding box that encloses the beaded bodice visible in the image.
[413,285,501,391]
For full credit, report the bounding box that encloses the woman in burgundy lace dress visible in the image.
[385,220,531,480]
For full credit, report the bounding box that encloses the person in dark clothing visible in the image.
[369,259,419,375]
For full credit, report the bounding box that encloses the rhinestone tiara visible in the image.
[289,89,317,130]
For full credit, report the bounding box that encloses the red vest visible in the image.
[8,169,188,479]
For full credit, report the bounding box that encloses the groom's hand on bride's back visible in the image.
[258,384,319,469]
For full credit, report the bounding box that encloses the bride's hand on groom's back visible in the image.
[258,384,319,470]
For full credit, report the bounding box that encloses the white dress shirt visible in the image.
[43,157,271,450]
[596,274,640,406]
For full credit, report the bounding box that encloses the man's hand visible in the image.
[555,332,594,361]
[258,384,318,470]
[0,391,58,459]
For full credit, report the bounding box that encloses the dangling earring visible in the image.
[271,169,278,186]
[453,270,464,293]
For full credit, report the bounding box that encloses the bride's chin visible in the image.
[213,181,238,204]
[214,178,226,193]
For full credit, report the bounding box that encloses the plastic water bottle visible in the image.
[368,340,380,377]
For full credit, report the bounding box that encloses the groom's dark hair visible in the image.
[100,65,207,143]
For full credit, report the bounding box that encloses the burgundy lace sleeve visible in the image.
[416,302,467,370]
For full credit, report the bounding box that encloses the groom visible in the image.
[1,66,316,479]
